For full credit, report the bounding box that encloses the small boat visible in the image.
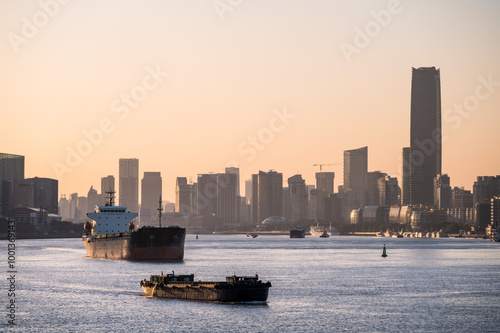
[141,272,271,302]
[290,227,305,238]
[319,230,330,238]
[247,233,258,238]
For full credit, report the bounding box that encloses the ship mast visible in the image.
[158,195,163,228]
[106,191,116,206]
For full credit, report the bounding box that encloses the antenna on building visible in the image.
[158,195,163,228]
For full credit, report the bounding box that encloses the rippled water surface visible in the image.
[2,235,500,332]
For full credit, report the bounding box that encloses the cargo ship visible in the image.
[140,272,271,302]
[82,192,185,261]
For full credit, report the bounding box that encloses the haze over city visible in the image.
[2,0,499,202]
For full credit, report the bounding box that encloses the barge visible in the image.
[141,272,271,302]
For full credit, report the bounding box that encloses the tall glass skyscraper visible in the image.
[343,146,368,213]
[410,67,441,206]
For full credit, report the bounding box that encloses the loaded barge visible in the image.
[141,272,271,302]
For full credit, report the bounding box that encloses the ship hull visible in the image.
[141,284,270,302]
[83,227,185,261]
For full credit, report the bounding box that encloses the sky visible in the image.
[1,0,499,202]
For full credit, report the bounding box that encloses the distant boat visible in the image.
[247,233,258,238]
[319,230,330,238]
[290,227,305,238]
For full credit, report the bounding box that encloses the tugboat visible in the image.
[140,272,271,302]
[290,227,305,238]
[82,192,185,261]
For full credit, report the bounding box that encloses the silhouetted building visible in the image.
[344,146,368,214]
[176,177,196,215]
[452,187,473,209]
[401,147,411,205]
[197,173,218,217]
[474,176,500,206]
[379,176,400,206]
[288,175,308,222]
[119,158,139,212]
[58,195,70,220]
[217,173,237,227]
[141,172,162,226]
[410,67,442,206]
[87,186,98,214]
[315,172,335,196]
[367,171,386,206]
[0,153,25,217]
[252,170,283,224]
[434,174,452,210]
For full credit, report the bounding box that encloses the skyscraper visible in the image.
[141,172,162,226]
[315,172,335,196]
[401,147,411,206]
[119,158,139,213]
[287,174,308,222]
[0,153,24,217]
[101,175,115,195]
[252,170,283,224]
[410,67,441,206]
[343,146,368,214]
[175,177,195,215]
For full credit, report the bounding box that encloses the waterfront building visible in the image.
[87,186,98,214]
[410,67,441,206]
[141,172,162,226]
[315,172,335,196]
[217,172,238,227]
[288,174,308,223]
[176,177,196,215]
[367,171,386,206]
[434,174,452,210]
[0,153,25,217]
[252,170,283,224]
[344,146,368,215]
[379,176,400,206]
[401,147,411,206]
[119,158,139,213]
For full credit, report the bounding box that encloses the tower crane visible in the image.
[313,163,341,172]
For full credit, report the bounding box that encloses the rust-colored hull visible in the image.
[83,227,185,261]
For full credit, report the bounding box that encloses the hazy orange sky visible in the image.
[1,0,499,202]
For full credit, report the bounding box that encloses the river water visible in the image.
[2,235,499,332]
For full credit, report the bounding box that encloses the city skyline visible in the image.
[1,1,499,202]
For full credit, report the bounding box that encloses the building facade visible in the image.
[119,158,139,213]
[409,67,442,206]
[343,146,368,214]
[141,172,162,226]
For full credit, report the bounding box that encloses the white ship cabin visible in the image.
[86,206,138,235]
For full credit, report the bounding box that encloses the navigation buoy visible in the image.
[196,235,199,239]
[381,244,387,258]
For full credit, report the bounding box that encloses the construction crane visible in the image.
[313,163,341,172]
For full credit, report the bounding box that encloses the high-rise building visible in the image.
[87,186,98,214]
[141,172,162,226]
[0,153,25,217]
[409,67,441,206]
[401,147,411,206]
[315,172,335,196]
[175,177,196,215]
[452,187,473,209]
[473,176,500,206]
[217,172,237,226]
[119,158,139,213]
[343,146,368,213]
[101,175,115,195]
[197,173,218,217]
[378,176,400,206]
[252,170,283,224]
[367,171,386,206]
[434,174,452,210]
[225,167,240,197]
[288,175,308,222]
